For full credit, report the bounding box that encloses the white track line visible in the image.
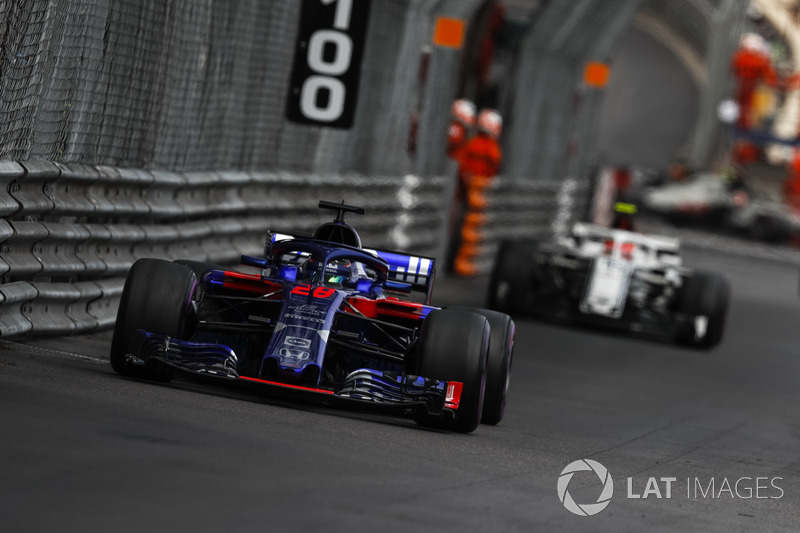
[0,340,106,365]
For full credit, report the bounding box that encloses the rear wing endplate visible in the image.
[363,248,436,304]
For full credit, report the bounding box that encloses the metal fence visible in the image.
[501,0,643,181]
[498,0,747,179]
[1,0,751,175]
[0,0,486,175]
[659,0,748,169]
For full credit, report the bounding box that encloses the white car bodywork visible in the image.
[552,223,683,319]
[643,173,800,240]
[643,173,730,213]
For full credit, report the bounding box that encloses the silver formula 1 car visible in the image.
[487,223,730,349]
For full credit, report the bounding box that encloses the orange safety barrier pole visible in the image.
[453,175,492,276]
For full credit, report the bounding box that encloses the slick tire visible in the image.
[676,272,730,349]
[487,240,538,316]
[110,258,197,380]
[173,259,225,279]
[414,309,489,433]
[447,307,514,425]
[749,216,790,244]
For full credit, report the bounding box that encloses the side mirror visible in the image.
[279,265,299,282]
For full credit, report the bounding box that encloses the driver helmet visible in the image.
[324,258,353,286]
[325,258,369,286]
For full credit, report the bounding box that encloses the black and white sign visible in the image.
[286,0,371,129]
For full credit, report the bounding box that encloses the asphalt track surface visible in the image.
[1,247,799,533]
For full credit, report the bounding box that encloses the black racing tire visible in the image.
[447,307,515,425]
[414,309,489,433]
[110,258,198,380]
[487,240,538,316]
[748,216,791,244]
[676,272,730,349]
[173,259,225,279]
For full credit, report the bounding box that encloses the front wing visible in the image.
[124,330,462,416]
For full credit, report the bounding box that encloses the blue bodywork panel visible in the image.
[261,283,344,382]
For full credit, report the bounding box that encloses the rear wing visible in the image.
[363,248,436,304]
[268,232,436,304]
[571,223,681,253]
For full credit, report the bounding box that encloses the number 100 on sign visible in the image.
[286,0,371,129]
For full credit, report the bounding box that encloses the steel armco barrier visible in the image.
[473,178,592,274]
[0,163,587,338]
[0,161,23,217]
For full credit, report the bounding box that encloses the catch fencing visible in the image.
[0,0,486,178]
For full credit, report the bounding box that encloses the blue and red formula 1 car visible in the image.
[111,201,514,433]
